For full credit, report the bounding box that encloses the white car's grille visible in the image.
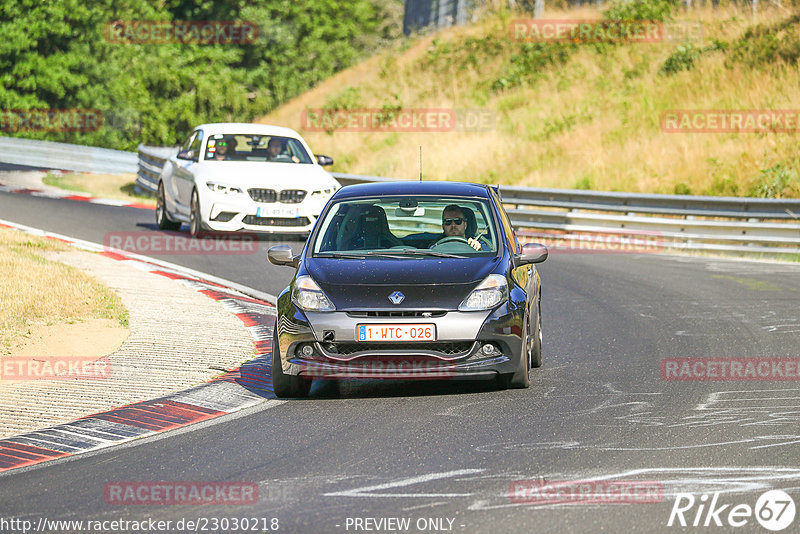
[248,188,307,204]
[279,189,307,203]
[248,188,277,203]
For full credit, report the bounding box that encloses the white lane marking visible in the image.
[323,469,485,498]
[401,501,448,511]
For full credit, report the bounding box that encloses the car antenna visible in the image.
[419,146,423,182]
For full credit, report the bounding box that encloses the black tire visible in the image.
[156,182,181,231]
[531,303,542,369]
[189,189,205,237]
[498,314,532,389]
[271,328,311,398]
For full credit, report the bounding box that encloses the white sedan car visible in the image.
[156,123,340,237]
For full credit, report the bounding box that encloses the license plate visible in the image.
[357,324,436,342]
[256,205,300,218]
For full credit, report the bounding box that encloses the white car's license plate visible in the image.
[357,324,436,342]
[256,205,300,218]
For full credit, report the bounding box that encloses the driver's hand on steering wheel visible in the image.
[467,237,481,251]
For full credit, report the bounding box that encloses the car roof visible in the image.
[332,180,493,200]
[194,122,302,138]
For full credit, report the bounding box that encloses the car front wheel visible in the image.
[498,314,532,389]
[156,182,181,231]
[189,189,205,237]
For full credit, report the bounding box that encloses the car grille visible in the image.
[242,215,310,227]
[347,311,447,318]
[248,188,307,204]
[280,189,307,203]
[248,188,276,203]
[321,341,476,357]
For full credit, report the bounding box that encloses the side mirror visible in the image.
[315,154,334,166]
[268,245,299,268]
[518,243,548,265]
[177,149,196,161]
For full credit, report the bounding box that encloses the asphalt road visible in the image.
[2,189,800,533]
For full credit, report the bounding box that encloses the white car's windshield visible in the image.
[204,134,312,163]
[312,196,499,257]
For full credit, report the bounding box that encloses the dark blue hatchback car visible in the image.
[267,181,547,398]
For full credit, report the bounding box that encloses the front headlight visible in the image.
[310,187,336,198]
[458,274,508,311]
[292,275,335,312]
[205,181,242,195]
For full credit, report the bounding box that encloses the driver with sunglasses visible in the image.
[437,205,483,251]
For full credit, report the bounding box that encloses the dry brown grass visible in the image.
[0,228,128,354]
[42,172,155,206]
[260,4,800,196]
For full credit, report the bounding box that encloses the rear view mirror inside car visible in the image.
[394,207,425,217]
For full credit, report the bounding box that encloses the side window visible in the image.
[189,129,204,157]
[491,190,518,254]
[180,131,196,152]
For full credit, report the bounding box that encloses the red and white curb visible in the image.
[0,219,278,474]
[0,182,154,210]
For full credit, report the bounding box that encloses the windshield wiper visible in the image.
[399,249,467,258]
[317,251,413,260]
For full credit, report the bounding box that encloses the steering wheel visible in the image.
[435,236,470,246]
[272,154,293,162]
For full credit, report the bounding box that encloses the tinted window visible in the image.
[203,134,312,163]
[312,196,499,256]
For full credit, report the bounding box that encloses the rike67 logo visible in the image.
[668,490,796,531]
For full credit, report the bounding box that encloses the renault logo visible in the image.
[388,291,405,305]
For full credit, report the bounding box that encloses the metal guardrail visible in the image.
[0,136,138,174]
[136,144,177,195]
[135,145,800,255]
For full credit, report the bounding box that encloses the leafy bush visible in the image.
[323,87,363,111]
[748,163,800,198]
[659,45,701,75]
[603,0,680,22]
[493,43,573,91]
[673,183,692,195]
[0,0,403,150]
[727,14,800,68]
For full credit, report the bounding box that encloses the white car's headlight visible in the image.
[206,181,243,195]
[458,274,508,311]
[292,275,335,312]
[310,187,336,198]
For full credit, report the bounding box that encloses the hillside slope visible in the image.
[259,4,800,197]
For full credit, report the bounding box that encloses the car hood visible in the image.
[195,162,339,190]
[305,257,502,310]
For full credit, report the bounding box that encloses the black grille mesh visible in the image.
[242,216,310,227]
[323,342,474,357]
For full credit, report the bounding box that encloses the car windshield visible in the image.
[203,134,312,163]
[312,196,499,257]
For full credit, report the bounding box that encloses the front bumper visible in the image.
[201,193,330,234]
[275,301,525,380]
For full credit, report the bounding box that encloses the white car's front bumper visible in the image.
[202,190,332,234]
